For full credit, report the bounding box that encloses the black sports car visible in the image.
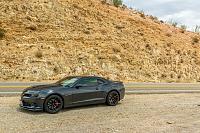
[20,76,125,113]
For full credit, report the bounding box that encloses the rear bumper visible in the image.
[20,97,45,111]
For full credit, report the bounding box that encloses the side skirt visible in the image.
[64,99,106,108]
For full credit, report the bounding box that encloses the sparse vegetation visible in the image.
[122,4,127,10]
[194,25,200,33]
[149,15,158,21]
[180,25,187,33]
[112,45,121,53]
[192,36,199,44]
[115,24,125,29]
[101,0,106,4]
[83,30,90,34]
[53,66,60,73]
[35,51,43,58]
[166,33,172,37]
[172,22,178,27]
[140,13,145,18]
[113,0,123,7]
[160,20,164,23]
[0,28,6,40]
[168,20,178,27]
[136,9,145,18]
[26,24,37,31]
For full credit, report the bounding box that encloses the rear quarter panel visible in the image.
[109,81,125,100]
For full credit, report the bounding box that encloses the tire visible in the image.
[44,95,63,114]
[106,91,119,106]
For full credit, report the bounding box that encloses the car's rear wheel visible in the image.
[44,95,63,114]
[106,91,119,106]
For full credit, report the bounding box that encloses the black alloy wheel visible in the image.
[106,91,119,106]
[44,95,63,114]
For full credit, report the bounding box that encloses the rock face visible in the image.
[0,0,200,82]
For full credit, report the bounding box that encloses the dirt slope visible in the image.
[1,0,200,82]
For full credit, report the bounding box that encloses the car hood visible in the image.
[25,84,62,91]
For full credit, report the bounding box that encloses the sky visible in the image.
[123,0,200,31]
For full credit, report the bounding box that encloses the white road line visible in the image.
[126,90,200,94]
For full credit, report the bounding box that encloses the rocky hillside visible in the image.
[1,0,200,82]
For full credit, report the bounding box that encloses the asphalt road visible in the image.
[1,82,200,96]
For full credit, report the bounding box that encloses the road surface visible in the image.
[1,94,200,132]
[1,82,200,96]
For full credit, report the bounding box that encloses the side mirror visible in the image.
[75,85,81,89]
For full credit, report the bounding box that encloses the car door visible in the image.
[95,78,108,99]
[72,77,102,105]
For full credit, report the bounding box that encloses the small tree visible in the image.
[113,0,123,7]
[194,25,200,33]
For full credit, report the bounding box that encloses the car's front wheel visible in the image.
[44,95,63,114]
[106,91,119,106]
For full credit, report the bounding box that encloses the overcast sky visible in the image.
[123,0,200,31]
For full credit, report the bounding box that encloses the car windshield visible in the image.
[56,77,79,87]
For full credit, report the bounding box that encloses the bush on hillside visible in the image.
[180,25,187,33]
[168,20,178,27]
[192,36,199,44]
[0,28,6,40]
[113,0,123,7]
[172,22,178,27]
[194,25,200,33]
[35,51,43,58]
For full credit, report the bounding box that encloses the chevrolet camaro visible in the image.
[20,76,125,113]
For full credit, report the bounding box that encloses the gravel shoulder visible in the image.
[1,94,200,133]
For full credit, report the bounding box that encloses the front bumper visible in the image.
[20,97,45,111]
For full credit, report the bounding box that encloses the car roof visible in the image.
[68,76,107,80]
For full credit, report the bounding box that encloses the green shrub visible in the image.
[0,28,6,40]
[113,0,123,7]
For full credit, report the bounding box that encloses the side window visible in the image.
[77,78,98,87]
[97,79,105,85]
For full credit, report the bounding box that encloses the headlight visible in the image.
[26,90,40,97]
